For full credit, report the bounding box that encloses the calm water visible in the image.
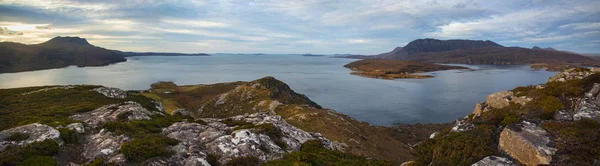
[0,55,557,126]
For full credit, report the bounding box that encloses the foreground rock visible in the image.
[499,121,557,166]
[573,83,600,122]
[0,123,61,152]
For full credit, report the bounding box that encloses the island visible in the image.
[343,59,468,79]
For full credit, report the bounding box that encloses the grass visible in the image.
[264,140,394,166]
[0,85,159,131]
[0,139,60,166]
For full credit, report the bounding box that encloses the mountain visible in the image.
[357,38,600,66]
[532,46,557,51]
[0,36,126,73]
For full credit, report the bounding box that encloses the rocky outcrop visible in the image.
[573,83,600,122]
[92,87,128,98]
[82,129,130,164]
[548,68,596,82]
[0,123,61,152]
[71,101,161,128]
[499,121,557,166]
[162,113,336,165]
[471,156,518,166]
[472,91,531,117]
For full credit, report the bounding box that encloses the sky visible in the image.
[0,0,599,54]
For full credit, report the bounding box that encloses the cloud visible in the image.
[0,0,599,53]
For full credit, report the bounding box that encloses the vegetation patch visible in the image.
[120,135,179,162]
[58,128,79,144]
[5,133,30,142]
[542,119,600,165]
[265,140,393,166]
[0,139,60,165]
[83,158,105,166]
[0,85,159,131]
[413,124,496,166]
[103,114,190,138]
[225,156,261,166]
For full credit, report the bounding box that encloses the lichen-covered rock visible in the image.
[548,68,596,82]
[71,101,160,128]
[553,110,573,121]
[472,91,531,117]
[573,83,600,122]
[471,156,518,166]
[0,123,61,152]
[82,129,130,163]
[499,121,557,166]
[92,87,128,98]
[451,117,474,132]
[57,123,86,134]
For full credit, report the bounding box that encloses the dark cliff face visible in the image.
[402,39,504,53]
[0,36,126,73]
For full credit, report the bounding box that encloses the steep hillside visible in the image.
[0,37,126,73]
[142,77,416,164]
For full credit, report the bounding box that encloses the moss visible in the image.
[225,156,260,166]
[120,135,179,162]
[264,140,393,166]
[542,119,600,165]
[17,155,57,166]
[6,133,30,142]
[58,128,79,144]
[413,125,496,166]
[83,158,105,166]
[0,139,60,165]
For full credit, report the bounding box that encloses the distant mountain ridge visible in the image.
[0,36,126,73]
[339,38,600,66]
[0,36,211,73]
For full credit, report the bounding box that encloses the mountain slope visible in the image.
[368,38,600,66]
[0,36,126,73]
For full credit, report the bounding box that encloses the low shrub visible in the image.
[413,124,496,166]
[120,135,179,162]
[225,156,260,166]
[58,128,79,144]
[542,119,600,165]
